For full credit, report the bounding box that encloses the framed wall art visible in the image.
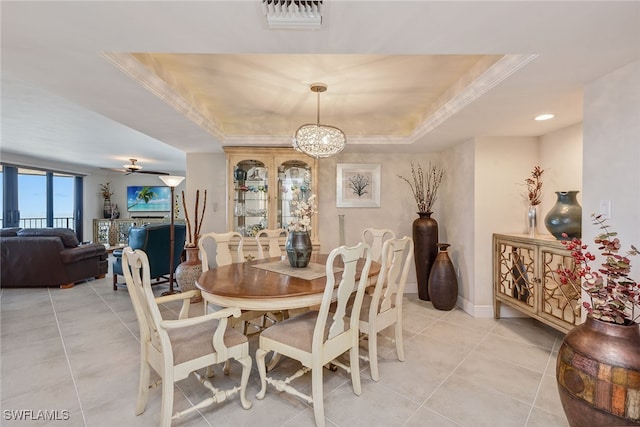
[336,163,381,208]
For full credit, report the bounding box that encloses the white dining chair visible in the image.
[255,228,290,326]
[121,247,252,427]
[198,231,244,270]
[362,228,396,263]
[359,236,413,381]
[361,227,396,293]
[255,242,372,427]
[255,228,288,259]
[198,231,267,334]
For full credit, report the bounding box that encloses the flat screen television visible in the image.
[126,186,171,212]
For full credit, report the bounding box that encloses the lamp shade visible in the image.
[159,175,185,187]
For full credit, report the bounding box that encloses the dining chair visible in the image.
[361,227,396,293]
[255,242,372,427]
[359,236,414,381]
[255,228,288,259]
[362,228,396,263]
[198,231,244,270]
[121,247,252,427]
[198,231,265,334]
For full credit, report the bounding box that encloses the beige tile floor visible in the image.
[1,276,569,427]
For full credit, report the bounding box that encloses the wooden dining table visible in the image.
[195,253,380,312]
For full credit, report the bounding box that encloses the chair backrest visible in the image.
[127,223,186,277]
[314,242,372,352]
[198,231,244,271]
[370,236,414,321]
[362,228,396,263]
[121,247,164,353]
[255,228,288,259]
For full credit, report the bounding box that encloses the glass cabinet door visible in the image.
[277,160,313,230]
[233,159,269,237]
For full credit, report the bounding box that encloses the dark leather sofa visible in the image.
[112,222,186,290]
[0,228,108,288]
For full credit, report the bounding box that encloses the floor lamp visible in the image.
[159,175,185,296]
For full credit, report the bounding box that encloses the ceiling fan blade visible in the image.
[133,170,170,176]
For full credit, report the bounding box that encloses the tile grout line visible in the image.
[524,332,564,424]
[48,287,88,426]
[401,309,494,426]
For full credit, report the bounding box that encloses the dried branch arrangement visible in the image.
[525,165,544,206]
[182,189,207,247]
[398,162,445,213]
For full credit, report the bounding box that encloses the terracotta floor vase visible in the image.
[556,316,640,426]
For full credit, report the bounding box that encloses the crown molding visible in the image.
[101,52,226,142]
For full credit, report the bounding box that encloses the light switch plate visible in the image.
[599,200,611,219]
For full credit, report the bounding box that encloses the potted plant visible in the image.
[555,214,639,426]
[398,162,444,301]
[100,182,114,219]
[285,188,317,268]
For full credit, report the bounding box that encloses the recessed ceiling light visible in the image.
[534,113,555,121]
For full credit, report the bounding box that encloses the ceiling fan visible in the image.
[108,158,169,175]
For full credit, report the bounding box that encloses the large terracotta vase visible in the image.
[544,191,582,240]
[175,247,203,303]
[556,316,640,426]
[286,231,312,268]
[428,243,458,310]
[413,211,438,301]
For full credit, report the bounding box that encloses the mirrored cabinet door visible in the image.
[232,159,269,238]
[277,160,312,231]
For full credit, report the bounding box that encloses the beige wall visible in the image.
[539,123,583,224]
[83,172,186,242]
[86,60,639,317]
[583,60,640,268]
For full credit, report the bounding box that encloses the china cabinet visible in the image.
[493,233,582,333]
[224,147,319,259]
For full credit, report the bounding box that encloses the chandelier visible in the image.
[292,83,346,159]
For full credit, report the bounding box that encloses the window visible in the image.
[1,164,83,237]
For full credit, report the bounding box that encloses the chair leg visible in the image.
[368,326,380,382]
[160,373,174,427]
[135,359,151,415]
[113,274,118,291]
[311,366,326,427]
[395,317,405,362]
[236,355,253,410]
[349,343,362,396]
[255,348,268,400]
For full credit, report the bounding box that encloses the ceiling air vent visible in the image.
[262,0,323,30]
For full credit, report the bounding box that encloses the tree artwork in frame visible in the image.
[336,163,381,208]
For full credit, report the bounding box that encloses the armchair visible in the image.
[122,247,252,426]
[112,223,186,290]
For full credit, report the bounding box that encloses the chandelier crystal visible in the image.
[292,83,346,159]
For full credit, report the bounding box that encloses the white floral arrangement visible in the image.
[287,188,317,233]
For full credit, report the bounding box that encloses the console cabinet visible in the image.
[224,147,319,259]
[93,218,169,247]
[493,233,582,333]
